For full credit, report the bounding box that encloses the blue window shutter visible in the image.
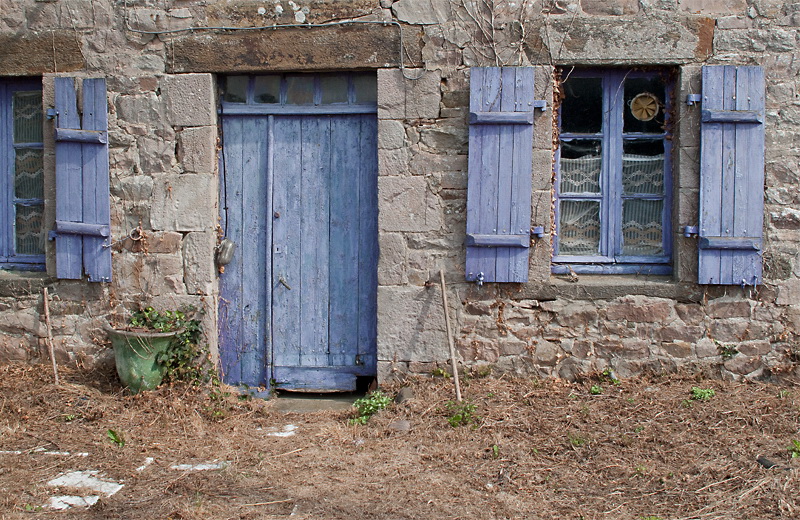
[54,77,111,282]
[698,66,764,285]
[465,67,534,283]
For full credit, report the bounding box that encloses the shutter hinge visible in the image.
[680,225,699,238]
[533,100,547,111]
[530,226,547,239]
[686,94,702,106]
[46,108,58,120]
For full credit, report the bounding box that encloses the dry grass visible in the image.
[0,364,798,519]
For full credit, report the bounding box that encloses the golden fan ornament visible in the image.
[630,92,659,122]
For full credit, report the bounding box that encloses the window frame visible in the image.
[0,78,45,270]
[553,67,674,275]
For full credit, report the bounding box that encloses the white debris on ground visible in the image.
[46,470,124,510]
[259,424,298,437]
[135,457,155,472]
[0,448,88,456]
[170,461,228,471]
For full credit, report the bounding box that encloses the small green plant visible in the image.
[349,390,392,425]
[634,425,645,433]
[681,399,693,408]
[590,384,603,395]
[22,503,42,512]
[788,439,800,458]
[491,444,500,459]
[640,516,663,520]
[715,340,738,360]
[431,367,451,378]
[601,368,620,385]
[446,401,478,428]
[690,386,716,401]
[106,429,125,447]
[568,433,587,447]
[61,413,79,422]
[778,389,791,399]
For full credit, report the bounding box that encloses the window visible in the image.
[221,73,377,107]
[554,68,673,275]
[0,79,44,269]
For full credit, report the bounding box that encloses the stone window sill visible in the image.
[0,270,50,297]
[517,275,702,302]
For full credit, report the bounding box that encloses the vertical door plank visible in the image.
[299,117,331,367]
[238,116,269,386]
[699,67,725,284]
[357,114,379,371]
[272,117,303,368]
[80,79,111,282]
[54,78,83,279]
[219,117,245,384]
[328,115,360,367]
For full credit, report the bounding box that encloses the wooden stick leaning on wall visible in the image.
[439,269,462,402]
[43,287,59,386]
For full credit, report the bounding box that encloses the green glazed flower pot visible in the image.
[105,323,180,394]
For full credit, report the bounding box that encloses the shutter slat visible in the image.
[465,67,534,283]
[698,65,764,285]
[54,78,84,279]
[81,79,112,282]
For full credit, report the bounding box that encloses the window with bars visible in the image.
[1,79,45,269]
[553,68,673,275]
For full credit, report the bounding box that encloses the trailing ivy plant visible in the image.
[129,306,210,384]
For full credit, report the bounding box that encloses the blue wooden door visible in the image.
[219,75,378,392]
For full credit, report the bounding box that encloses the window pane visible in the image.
[13,91,42,143]
[560,77,602,134]
[286,76,315,105]
[320,76,348,104]
[622,199,664,256]
[15,148,43,199]
[223,76,248,103]
[622,140,664,195]
[353,74,377,104]
[559,200,601,256]
[560,140,601,193]
[624,76,666,133]
[15,204,44,255]
[254,75,281,103]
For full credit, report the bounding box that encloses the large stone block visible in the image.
[177,126,217,174]
[183,231,216,295]
[379,147,411,176]
[392,0,450,24]
[378,69,441,120]
[378,120,407,150]
[378,176,443,232]
[679,0,746,15]
[378,232,408,286]
[114,252,186,297]
[111,175,154,202]
[151,174,217,232]
[161,74,216,127]
[606,295,673,323]
[582,0,639,15]
[377,285,455,362]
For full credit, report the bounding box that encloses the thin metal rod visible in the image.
[439,270,461,402]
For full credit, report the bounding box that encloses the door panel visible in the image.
[219,111,377,392]
[218,117,270,387]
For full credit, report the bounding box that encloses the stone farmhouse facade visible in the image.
[1,0,799,391]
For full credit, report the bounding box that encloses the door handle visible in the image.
[278,276,292,290]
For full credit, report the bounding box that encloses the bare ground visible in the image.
[0,364,798,520]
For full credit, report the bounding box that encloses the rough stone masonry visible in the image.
[0,0,799,384]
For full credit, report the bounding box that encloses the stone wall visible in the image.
[0,0,799,383]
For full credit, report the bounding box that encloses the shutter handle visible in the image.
[278,276,292,290]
